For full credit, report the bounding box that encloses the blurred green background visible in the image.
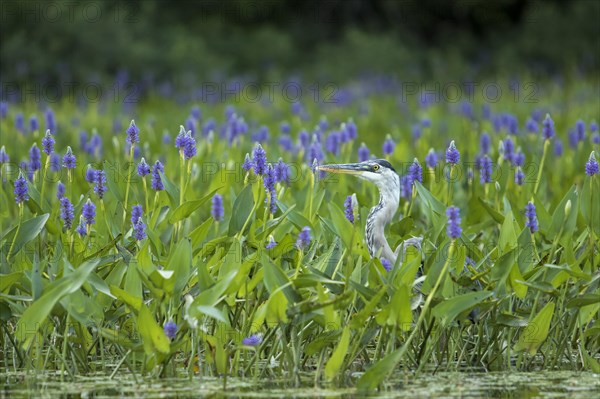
[1,0,598,91]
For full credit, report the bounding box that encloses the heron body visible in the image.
[317,159,422,266]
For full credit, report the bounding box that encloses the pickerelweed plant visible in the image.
[0,81,598,390]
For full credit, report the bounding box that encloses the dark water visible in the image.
[2,371,599,398]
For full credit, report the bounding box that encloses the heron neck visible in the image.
[365,180,400,262]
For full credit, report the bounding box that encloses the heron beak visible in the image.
[317,163,369,175]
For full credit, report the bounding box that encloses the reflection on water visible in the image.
[2,371,599,398]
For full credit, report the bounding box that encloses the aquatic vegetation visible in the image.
[0,80,598,392]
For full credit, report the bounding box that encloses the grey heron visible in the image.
[317,159,423,266]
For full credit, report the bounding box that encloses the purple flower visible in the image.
[408,159,422,185]
[299,130,310,148]
[515,168,524,186]
[0,102,7,119]
[446,206,462,239]
[280,122,290,134]
[62,146,76,169]
[513,151,525,167]
[308,140,324,165]
[345,120,357,140]
[425,149,438,168]
[275,158,290,185]
[524,202,538,233]
[45,108,56,132]
[400,174,412,199]
[185,117,196,137]
[480,133,491,154]
[85,166,97,183]
[382,136,395,156]
[42,130,55,155]
[296,226,311,250]
[325,131,341,155]
[576,120,586,142]
[422,118,432,127]
[266,236,277,249]
[482,104,491,120]
[30,115,39,132]
[56,181,66,200]
[554,139,564,157]
[175,125,188,150]
[242,334,262,346]
[0,146,9,163]
[162,132,171,144]
[252,143,267,175]
[526,118,539,133]
[182,131,197,159]
[411,124,422,140]
[344,195,354,224]
[381,258,392,272]
[542,114,555,140]
[568,129,578,149]
[164,321,177,339]
[592,132,600,145]
[88,132,102,157]
[138,157,151,177]
[252,125,269,143]
[76,216,87,237]
[151,161,164,191]
[586,151,599,176]
[50,153,61,172]
[29,143,41,172]
[211,194,224,221]
[133,218,146,241]
[191,105,201,120]
[14,171,29,203]
[126,119,140,145]
[15,112,24,133]
[591,122,598,133]
[242,153,252,172]
[446,141,460,165]
[131,204,143,225]
[479,155,492,184]
[60,197,74,229]
[264,164,277,214]
[358,143,370,162]
[503,138,514,163]
[82,199,96,225]
[94,169,108,199]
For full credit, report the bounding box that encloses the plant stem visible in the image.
[121,145,134,233]
[533,139,550,196]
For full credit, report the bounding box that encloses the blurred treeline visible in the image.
[1,0,598,88]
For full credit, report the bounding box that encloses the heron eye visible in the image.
[373,164,380,171]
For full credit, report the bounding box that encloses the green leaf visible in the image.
[137,304,170,355]
[228,184,254,236]
[548,185,578,238]
[1,214,49,260]
[324,326,350,380]
[168,187,221,224]
[166,238,192,298]
[159,171,180,209]
[478,197,505,223]
[580,176,600,238]
[432,291,493,327]
[15,257,101,349]
[0,272,23,292]
[514,301,555,355]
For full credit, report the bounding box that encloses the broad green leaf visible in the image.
[580,176,600,237]
[514,301,555,355]
[478,197,505,223]
[0,272,23,292]
[1,214,49,260]
[15,257,101,349]
[432,291,493,327]
[324,326,350,380]
[168,187,221,223]
[137,304,170,355]
[159,171,180,208]
[166,238,192,298]
[109,285,142,311]
[228,184,254,236]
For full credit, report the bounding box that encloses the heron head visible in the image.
[317,159,398,188]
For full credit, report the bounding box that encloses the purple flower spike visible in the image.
[382,135,395,156]
[358,143,370,162]
[211,194,224,222]
[56,181,66,200]
[138,157,150,177]
[0,146,9,163]
[479,155,493,184]
[252,143,267,175]
[131,204,143,225]
[126,119,140,145]
[42,130,55,155]
[480,133,491,154]
[29,143,41,172]
[14,171,29,203]
[62,146,76,169]
[408,158,422,185]
[94,170,108,199]
[242,153,252,172]
[446,206,462,239]
[275,158,290,185]
[60,197,74,229]
[515,168,524,186]
[76,216,87,237]
[344,195,354,224]
[266,236,277,249]
[446,141,460,165]
[542,114,555,140]
[242,334,262,346]
[586,151,599,176]
[164,321,177,339]
[82,199,96,225]
[296,226,311,250]
[524,202,538,233]
[381,258,392,272]
[425,148,438,168]
[151,161,164,191]
[133,218,146,241]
